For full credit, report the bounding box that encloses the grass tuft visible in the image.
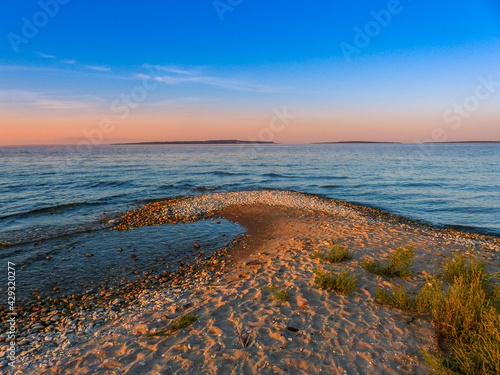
[376,251,500,374]
[376,284,414,312]
[146,314,198,337]
[314,268,357,294]
[422,253,500,374]
[362,245,415,277]
[261,283,289,302]
[443,249,488,286]
[375,276,437,315]
[312,243,351,263]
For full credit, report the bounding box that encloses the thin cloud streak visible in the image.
[38,52,56,59]
[85,65,111,72]
[139,64,283,93]
[0,90,92,110]
[142,64,198,76]
[144,96,217,107]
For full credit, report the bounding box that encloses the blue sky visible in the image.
[1,0,500,144]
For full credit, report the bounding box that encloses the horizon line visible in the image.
[2,140,500,147]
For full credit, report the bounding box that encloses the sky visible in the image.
[1,0,500,145]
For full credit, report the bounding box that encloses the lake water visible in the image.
[1,143,499,301]
[1,143,499,242]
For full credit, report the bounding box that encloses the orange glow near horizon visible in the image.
[2,109,500,146]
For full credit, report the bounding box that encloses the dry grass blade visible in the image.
[312,243,351,263]
[362,245,415,277]
[236,326,253,348]
[314,268,357,294]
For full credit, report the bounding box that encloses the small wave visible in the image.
[0,202,103,221]
[193,186,221,192]
[401,182,442,188]
[199,171,248,177]
[312,176,349,180]
[87,181,130,188]
[444,223,499,238]
[262,173,299,179]
[0,222,111,248]
[322,185,340,188]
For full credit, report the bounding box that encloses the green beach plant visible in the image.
[312,243,351,263]
[424,273,500,374]
[376,284,414,312]
[146,314,198,337]
[375,251,500,374]
[423,253,500,374]
[375,277,437,315]
[261,283,289,302]
[314,268,357,294]
[362,245,415,277]
[442,249,488,286]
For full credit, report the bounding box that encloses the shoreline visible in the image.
[3,190,499,373]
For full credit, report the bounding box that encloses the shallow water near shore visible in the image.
[1,219,244,304]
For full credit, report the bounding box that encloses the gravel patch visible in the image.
[162,190,358,221]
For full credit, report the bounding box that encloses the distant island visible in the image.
[112,140,275,145]
[423,141,500,144]
[313,141,402,144]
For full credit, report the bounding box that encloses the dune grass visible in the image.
[376,284,415,312]
[312,243,351,263]
[261,283,289,302]
[146,314,198,337]
[424,254,500,374]
[362,245,415,277]
[442,250,488,286]
[376,251,500,374]
[314,268,357,294]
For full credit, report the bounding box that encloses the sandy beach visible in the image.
[4,190,500,374]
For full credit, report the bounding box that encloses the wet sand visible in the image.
[4,191,499,374]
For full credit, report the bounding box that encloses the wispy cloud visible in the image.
[145,96,216,107]
[61,59,77,65]
[85,65,111,72]
[34,99,91,110]
[53,136,137,143]
[38,52,56,59]
[142,64,198,76]
[139,64,281,93]
[0,90,92,110]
